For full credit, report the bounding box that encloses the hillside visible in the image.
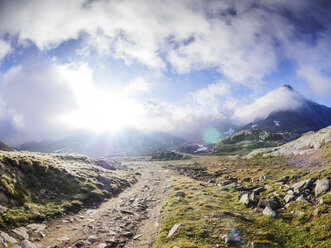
[0,140,13,152]
[247,125,331,158]
[214,129,298,155]
[0,151,136,230]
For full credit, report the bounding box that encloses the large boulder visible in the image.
[315,178,329,197]
[263,206,276,218]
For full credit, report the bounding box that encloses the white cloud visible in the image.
[297,66,331,97]
[232,85,304,125]
[0,40,11,61]
[0,0,293,83]
[125,77,151,94]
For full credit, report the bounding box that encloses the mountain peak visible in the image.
[281,84,294,91]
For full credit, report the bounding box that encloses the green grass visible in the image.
[153,153,331,248]
[0,151,136,229]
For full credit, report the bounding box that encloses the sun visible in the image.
[57,63,144,132]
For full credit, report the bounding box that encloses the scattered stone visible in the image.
[253,187,265,195]
[26,224,46,234]
[312,208,319,216]
[319,198,324,205]
[57,236,70,241]
[291,210,304,216]
[263,206,276,218]
[284,193,295,203]
[0,237,3,244]
[221,234,239,244]
[87,235,97,243]
[21,240,40,248]
[258,197,282,210]
[175,191,186,197]
[292,179,313,192]
[259,175,271,181]
[12,245,21,248]
[97,243,107,248]
[1,232,17,244]
[12,227,29,240]
[315,178,329,197]
[240,193,250,205]
[133,235,142,240]
[222,182,238,189]
[172,246,181,248]
[250,193,258,203]
[296,195,308,203]
[167,224,181,238]
[122,232,133,238]
[121,209,134,215]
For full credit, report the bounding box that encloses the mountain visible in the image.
[19,128,184,158]
[0,140,13,151]
[240,85,331,134]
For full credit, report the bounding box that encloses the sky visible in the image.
[0,0,331,145]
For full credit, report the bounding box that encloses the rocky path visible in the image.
[34,165,172,248]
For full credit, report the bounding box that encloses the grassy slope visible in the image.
[0,140,14,152]
[214,130,298,155]
[0,151,136,229]
[153,143,331,248]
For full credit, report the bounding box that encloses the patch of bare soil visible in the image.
[34,165,172,248]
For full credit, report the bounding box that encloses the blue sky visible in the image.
[0,0,331,144]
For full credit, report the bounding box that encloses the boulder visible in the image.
[222,234,239,244]
[284,193,295,203]
[21,240,40,248]
[296,195,308,203]
[263,206,276,218]
[240,193,250,205]
[291,178,313,192]
[291,210,304,216]
[315,178,329,197]
[258,197,282,210]
[12,227,29,240]
[1,232,17,244]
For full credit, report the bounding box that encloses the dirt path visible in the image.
[35,165,172,248]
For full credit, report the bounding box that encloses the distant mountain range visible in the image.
[19,128,184,157]
[16,84,331,157]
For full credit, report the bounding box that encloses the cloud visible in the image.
[297,66,331,97]
[0,58,78,144]
[0,40,11,61]
[232,85,304,125]
[0,0,330,86]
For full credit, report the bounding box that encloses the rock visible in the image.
[172,246,181,248]
[250,193,258,203]
[0,237,3,244]
[291,210,304,216]
[94,160,117,170]
[259,175,271,181]
[21,240,40,248]
[240,193,250,205]
[97,244,107,248]
[167,224,181,238]
[175,191,186,197]
[1,232,17,244]
[57,236,70,241]
[12,227,29,240]
[312,208,319,216]
[75,241,86,247]
[319,198,324,205]
[284,193,295,203]
[12,245,21,248]
[263,206,276,218]
[258,197,282,210]
[26,224,46,234]
[222,182,238,189]
[296,195,308,203]
[122,232,133,238]
[253,187,265,195]
[315,178,329,197]
[221,234,239,244]
[250,241,270,248]
[87,235,97,243]
[292,179,313,192]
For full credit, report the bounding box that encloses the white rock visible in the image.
[291,210,304,216]
[167,224,181,238]
[12,227,29,240]
[263,206,276,218]
[57,236,70,241]
[1,232,17,244]
[315,178,329,197]
[240,193,250,205]
[21,240,40,248]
